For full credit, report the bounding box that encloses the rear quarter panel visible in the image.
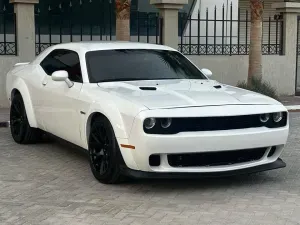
[6,63,40,127]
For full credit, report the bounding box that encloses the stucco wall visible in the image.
[187,55,295,96]
[0,56,21,108]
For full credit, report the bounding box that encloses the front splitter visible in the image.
[120,158,286,179]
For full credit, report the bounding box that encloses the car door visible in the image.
[39,49,84,146]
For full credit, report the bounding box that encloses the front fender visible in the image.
[81,100,146,149]
[86,105,136,137]
[11,78,37,128]
[80,105,141,170]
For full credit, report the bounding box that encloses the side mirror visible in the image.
[51,70,73,88]
[52,70,68,81]
[201,68,213,77]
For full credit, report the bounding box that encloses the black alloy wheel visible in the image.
[88,116,124,184]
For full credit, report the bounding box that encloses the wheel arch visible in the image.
[11,88,20,100]
[85,111,128,166]
[85,112,105,146]
[10,79,38,128]
[85,110,128,143]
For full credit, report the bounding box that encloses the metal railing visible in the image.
[35,0,163,55]
[179,3,283,55]
[0,6,17,56]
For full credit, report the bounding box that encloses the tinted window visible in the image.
[40,49,83,83]
[85,49,207,83]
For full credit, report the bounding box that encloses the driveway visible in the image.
[0,114,300,225]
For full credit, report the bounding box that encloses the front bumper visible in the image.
[119,126,289,172]
[120,158,286,179]
[118,105,289,173]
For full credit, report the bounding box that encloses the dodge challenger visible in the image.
[6,42,289,184]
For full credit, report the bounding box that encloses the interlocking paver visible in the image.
[0,113,300,224]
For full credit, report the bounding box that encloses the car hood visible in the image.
[97,79,280,109]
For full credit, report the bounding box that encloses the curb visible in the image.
[285,105,300,112]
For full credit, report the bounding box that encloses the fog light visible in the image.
[144,118,156,129]
[273,112,283,123]
[260,113,270,123]
[161,118,172,129]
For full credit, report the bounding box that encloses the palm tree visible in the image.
[248,0,263,85]
[115,0,131,41]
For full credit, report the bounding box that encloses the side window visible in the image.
[40,49,83,83]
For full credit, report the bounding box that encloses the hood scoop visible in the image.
[139,86,157,91]
[214,85,222,89]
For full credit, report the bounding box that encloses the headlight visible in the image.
[144,118,156,129]
[260,113,270,123]
[273,112,283,123]
[161,118,172,128]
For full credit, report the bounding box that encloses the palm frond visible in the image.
[237,76,279,100]
[156,51,184,74]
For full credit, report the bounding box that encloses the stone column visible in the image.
[9,0,39,61]
[150,0,188,49]
[272,2,300,94]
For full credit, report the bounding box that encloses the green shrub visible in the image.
[236,76,279,100]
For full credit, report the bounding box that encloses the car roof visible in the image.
[47,41,177,52]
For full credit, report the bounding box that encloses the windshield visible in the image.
[85,49,207,83]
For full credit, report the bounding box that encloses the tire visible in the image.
[88,115,124,184]
[10,94,42,144]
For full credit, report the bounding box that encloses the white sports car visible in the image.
[6,42,289,184]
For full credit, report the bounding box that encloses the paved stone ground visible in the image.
[0,114,300,225]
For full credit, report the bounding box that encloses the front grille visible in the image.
[175,115,263,131]
[144,112,288,134]
[167,148,267,167]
